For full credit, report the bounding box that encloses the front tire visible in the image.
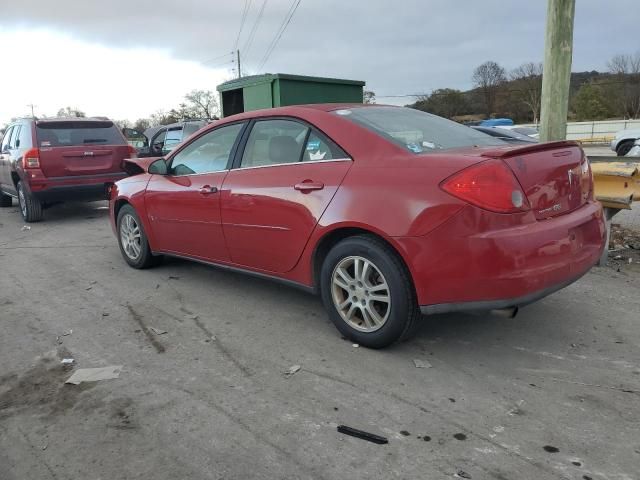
[17,181,43,222]
[616,140,634,156]
[117,205,158,269]
[320,235,420,348]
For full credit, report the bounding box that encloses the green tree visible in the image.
[572,83,612,121]
[411,89,469,119]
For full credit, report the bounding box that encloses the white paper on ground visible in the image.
[65,365,123,385]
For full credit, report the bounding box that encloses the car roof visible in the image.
[35,117,114,124]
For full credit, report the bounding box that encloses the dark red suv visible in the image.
[0,117,135,222]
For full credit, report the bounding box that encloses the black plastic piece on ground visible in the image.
[337,425,388,444]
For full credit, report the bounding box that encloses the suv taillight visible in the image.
[440,159,530,213]
[23,148,41,169]
[127,145,137,159]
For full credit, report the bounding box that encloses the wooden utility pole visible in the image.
[539,0,576,141]
[237,49,242,78]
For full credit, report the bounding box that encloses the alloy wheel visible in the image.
[331,255,391,332]
[120,214,142,260]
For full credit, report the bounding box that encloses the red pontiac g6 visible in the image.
[109,105,605,348]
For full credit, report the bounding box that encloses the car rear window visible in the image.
[36,121,125,147]
[333,106,504,153]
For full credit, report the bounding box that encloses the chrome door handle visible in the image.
[294,181,324,192]
[199,185,218,195]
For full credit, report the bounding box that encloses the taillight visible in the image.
[127,145,137,159]
[581,155,593,200]
[23,148,40,169]
[440,159,530,213]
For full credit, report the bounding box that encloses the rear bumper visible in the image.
[27,172,126,202]
[395,200,606,312]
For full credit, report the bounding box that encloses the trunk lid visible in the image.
[481,141,591,219]
[35,120,129,178]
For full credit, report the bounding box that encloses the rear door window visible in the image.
[163,127,183,153]
[1,126,14,152]
[240,119,308,168]
[36,121,126,147]
[10,126,21,149]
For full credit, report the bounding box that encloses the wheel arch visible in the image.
[311,225,415,293]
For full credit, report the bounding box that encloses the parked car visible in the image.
[610,128,640,156]
[138,120,209,157]
[0,117,135,222]
[110,105,605,348]
[626,139,640,157]
[496,125,540,139]
[471,126,538,144]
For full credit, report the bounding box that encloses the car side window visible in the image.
[240,119,308,168]
[18,124,31,149]
[163,127,183,153]
[170,123,244,176]
[10,126,22,149]
[302,130,348,162]
[1,126,14,152]
[151,129,167,154]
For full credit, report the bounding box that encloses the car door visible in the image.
[221,118,352,273]
[0,126,15,192]
[145,122,246,262]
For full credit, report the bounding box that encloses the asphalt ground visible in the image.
[1,200,639,480]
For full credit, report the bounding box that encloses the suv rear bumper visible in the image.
[27,172,127,202]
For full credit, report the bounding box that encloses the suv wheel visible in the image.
[320,235,420,349]
[17,181,43,222]
[0,191,11,207]
[117,204,159,269]
[616,140,634,156]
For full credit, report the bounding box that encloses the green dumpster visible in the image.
[216,73,365,117]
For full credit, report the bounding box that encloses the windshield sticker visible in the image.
[406,143,423,153]
[41,141,51,147]
[307,139,321,151]
[422,141,436,149]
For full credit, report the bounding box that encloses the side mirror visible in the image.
[148,158,168,175]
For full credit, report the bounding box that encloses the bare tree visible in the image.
[510,62,543,124]
[183,89,220,119]
[56,107,86,118]
[607,52,640,119]
[363,90,376,104]
[472,61,506,117]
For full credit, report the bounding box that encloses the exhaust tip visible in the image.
[491,306,519,319]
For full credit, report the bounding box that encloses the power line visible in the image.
[202,51,235,65]
[242,0,268,61]
[257,0,302,71]
[234,0,253,52]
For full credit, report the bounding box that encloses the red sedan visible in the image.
[110,105,605,348]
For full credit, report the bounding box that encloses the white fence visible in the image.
[520,119,640,142]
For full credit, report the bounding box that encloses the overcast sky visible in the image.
[0,0,636,125]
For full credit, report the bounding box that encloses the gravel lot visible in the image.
[1,200,639,480]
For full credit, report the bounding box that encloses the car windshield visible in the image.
[334,106,504,153]
[36,121,125,147]
[511,127,538,136]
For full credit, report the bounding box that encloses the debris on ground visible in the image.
[60,358,74,365]
[168,276,180,280]
[608,224,640,270]
[455,470,472,479]
[337,425,388,444]
[352,343,359,348]
[102,312,109,317]
[65,365,122,385]
[21,225,31,231]
[413,358,432,368]
[148,327,168,335]
[283,365,301,378]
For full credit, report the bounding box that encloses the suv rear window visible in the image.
[334,106,504,153]
[36,121,125,147]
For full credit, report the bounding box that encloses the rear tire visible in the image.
[320,235,420,349]
[116,204,159,269]
[17,181,43,222]
[616,140,634,156]
[0,192,11,207]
